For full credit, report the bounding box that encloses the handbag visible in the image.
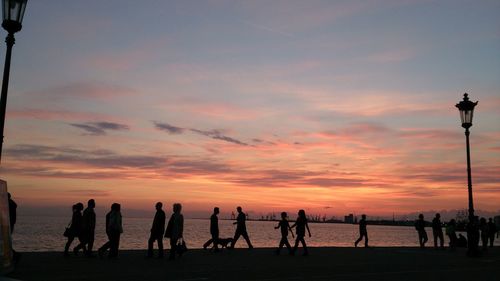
[177,238,188,255]
[63,221,72,237]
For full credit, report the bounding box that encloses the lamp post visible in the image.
[455,93,478,256]
[0,0,27,164]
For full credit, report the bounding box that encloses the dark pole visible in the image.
[464,126,479,256]
[465,128,474,219]
[0,32,15,164]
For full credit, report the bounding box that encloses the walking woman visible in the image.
[64,202,84,257]
[98,203,123,258]
[165,203,184,260]
[291,209,311,256]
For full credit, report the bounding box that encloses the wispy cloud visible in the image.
[70,121,129,136]
[153,121,250,146]
[153,122,185,134]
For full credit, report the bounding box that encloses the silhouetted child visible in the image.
[275,212,294,255]
[445,219,457,250]
[354,214,368,248]
[432,213,444,249]
[291,209,311,256]
[415,214,428,248]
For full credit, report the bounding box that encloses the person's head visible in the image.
[214,207,219,214]
[155,202,163,210]
[480,217,486,224]
[281,212,287,219]
[88,199,95,208]
[435,213,440,219]
[237,206,242,213]
[7,192,11,199]
[111,203,120,211]
[75,202,84,211]
[362,214,366,220]
[418,214,424,220]
[173,203,182,213]
[489,218,493,223]
[298,209,306,219]
[449,219,456,226]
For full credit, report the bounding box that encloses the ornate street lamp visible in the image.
[0,0,27,163]
[455,93,478,256]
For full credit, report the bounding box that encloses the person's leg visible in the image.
[284,238,292,253]
[292,236,301,255]
[277,237,285,254]
[423,232,428,245]
[158,237,164,257]
[212,234,219,252]
[87,234,95,256]
[490,234,495,247]
[364,233,369,247]
[242,232,253,248]
[439,231,444,248]
[203,238,213,250]
[147,234,155,257]
[169,238,177,260]
[64,236,75,255]
[301,237,308,255]
[433,230,438,248]
[355,235,362,247]
[231,231,241,248]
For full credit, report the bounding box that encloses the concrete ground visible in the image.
[5,247,500,281]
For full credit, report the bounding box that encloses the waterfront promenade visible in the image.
[6,247,500,281]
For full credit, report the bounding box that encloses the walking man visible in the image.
[354,214,369,248]
[432,213,444,249]
[74,199,96,256]
[147,202,166,258]
[230,206,253,249]
[203,207,220,252]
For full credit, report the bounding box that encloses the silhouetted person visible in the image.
[147,202,166,258]
[275,212,293,255]
[354,214,368,248]
[479,217,489,250]
[466,216,481,256]
[165,203,184,260]
[98,203,123,258]
[487,218,497,247]
[432,213,444,249]
[230,206,253,249]
[291,209,311,256]
[8,193,16,233]
[445,219,458,250]
[64,203,84,257]
[457,234,468,248]
[203,207,220,252]
[415,214,428,248]
[74,199,96,257]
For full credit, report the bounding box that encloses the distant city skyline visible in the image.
[1,1,499,216]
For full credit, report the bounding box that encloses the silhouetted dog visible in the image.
[210,238,233,251]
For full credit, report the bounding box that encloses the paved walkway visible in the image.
[6,247,500,281]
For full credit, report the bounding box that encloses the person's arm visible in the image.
[290,222,296,229]
[288,225,295,238]
[306,222,311,237]
[179,215,184,238]
[275,222,280,229]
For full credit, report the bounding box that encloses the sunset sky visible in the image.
[1,1,499,218]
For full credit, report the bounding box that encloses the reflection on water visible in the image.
[12,216,498,251]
